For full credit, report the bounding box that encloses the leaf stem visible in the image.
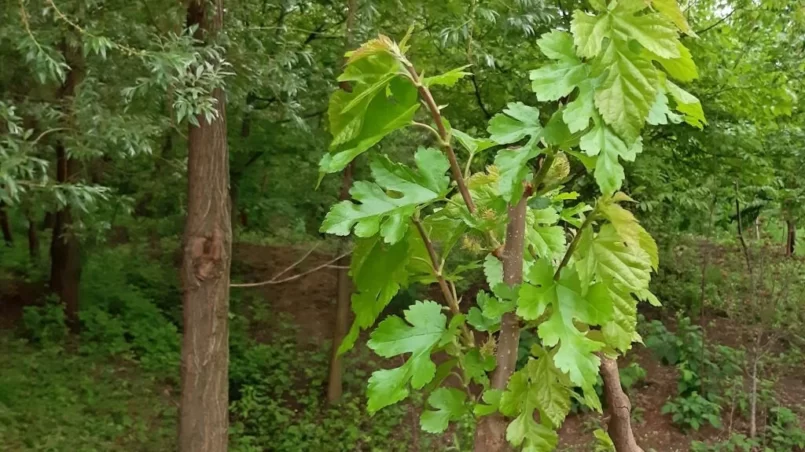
[554,205,597,281]
[413,217,475,347]
[402,62,476,214]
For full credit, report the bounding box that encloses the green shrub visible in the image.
[21,295,67,345]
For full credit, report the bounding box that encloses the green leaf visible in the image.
[666,80,706,129]
[339,237,409,354]
[653,43,698,82]
[423,65,472,87]
[564,79,596,133]
[646,89,683,125]
[611,4,680,59]
[484,254,504,288]
[322,54,420,173]
[590,224,652,291]
[602,282,640,352]
[537,30,578,62]
[580,120,641,194]
[521,264,610,388]
[500,357,564,450]
[487,102,542,145]
[462,348,497,386]
[367,301,449,412]
[530,62,588,103]
[321,148,450,243]
[452,129,497,156]
[593,39,658,144]
[571,10,611,58]
[650,0,693,35]
[474,389,503,417]
[494,143,541,203]
[420,388,468,433]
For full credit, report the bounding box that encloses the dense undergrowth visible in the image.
[2,229,805,451]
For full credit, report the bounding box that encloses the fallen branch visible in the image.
[231,245,351,287]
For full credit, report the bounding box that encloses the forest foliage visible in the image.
[1,0,804,451]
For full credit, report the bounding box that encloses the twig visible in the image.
[231,245,351,288]
[555,205,597,280]
[413,217,475,347]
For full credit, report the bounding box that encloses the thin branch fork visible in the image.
[413,217,475,347]
[231,244,351,287]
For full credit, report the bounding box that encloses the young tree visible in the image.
[319,0,704,450]
[179,1,231,451]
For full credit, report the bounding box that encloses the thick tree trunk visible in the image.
[327,163,354,403]
[0,203,12,246]
[49,39,84,333]
[600,357,643,452]
[474,195,527,452]
[786,219,795,257]
[326,0,358,405]
[178,2,231,452]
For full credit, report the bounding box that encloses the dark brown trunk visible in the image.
[28,215,39,260]
[0,203,12,246]
[327,163,354,403]
[49,38,84,333]
[786,219,795,257]
[42,211,54,230]
[178,2,231,452]
[326,0,358,405]
[600,357,643,452]
[474,194,527,452]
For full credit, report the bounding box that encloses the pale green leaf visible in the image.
[487,102,542,145]
[367,301,449,412]
[666,80,706,129]
[494,143,541,203]
[423,65,472,88]
[321,148,449,243]
[420,388,468,433]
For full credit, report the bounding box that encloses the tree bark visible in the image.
[474,194,527,452]
[49,39,84,333]
[179,2,231,452]
[326,0,358,405]
[327,163,354,403]
[0,203,12,246]
[786,219,795,257]
[600,357,643,452]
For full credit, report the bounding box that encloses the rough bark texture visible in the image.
[786,219,796,257]
[474,195,527,452]
[0,203,12,246]
[49,40,84,333]
[178,2,231,452]
[600,357,644,452]
[326,0,358,404]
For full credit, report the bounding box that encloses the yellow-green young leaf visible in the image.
[339,236,410,354]
[653,43,699,82]
[487,102,542,145]
[420,388,468,433]
[571,10,611,58]
[601,282,640,352]
[666,80,706,129]
[321,148,449,243]
[484,254,504,288]
[452,129,496,156]
[594,428,617,451]
[611,3,680,60]
[344,34,397,63]
[593,38,658,144]
[591,225,652,291]
[499,357,564,450]
[423,65,472,87]
[650,0,694,35]
[367,301,449,412]
[462,348,497,386]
